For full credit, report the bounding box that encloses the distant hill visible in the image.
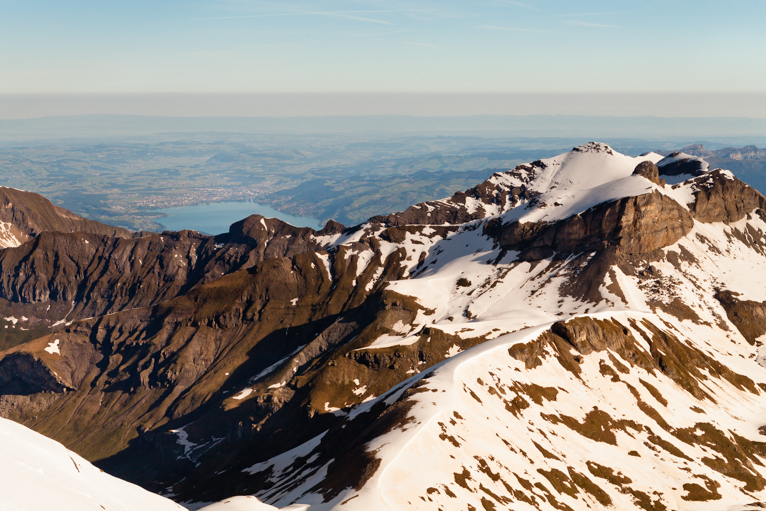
[679,143,766,160]
[670,144,766,195]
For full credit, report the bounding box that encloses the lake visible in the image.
[153,201,323,235]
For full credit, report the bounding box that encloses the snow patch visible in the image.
[0,221,21,248]
[445,344,462,357]
[45,339,61,355]
[232,388,253,400]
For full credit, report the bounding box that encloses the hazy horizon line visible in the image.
[3,92,766,120]
[4,113,766,122]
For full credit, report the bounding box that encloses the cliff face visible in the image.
[683,169,766,223]
[498,190,694,259]
[4,143,766,510]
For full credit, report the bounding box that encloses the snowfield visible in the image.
[0,417,186,511]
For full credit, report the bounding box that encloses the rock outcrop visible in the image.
[0,352,73,395]
[715,290,766,345]
[498,190,693,260]
[632,161,666,187]
[686,169,766,223]
[656,152,708,177]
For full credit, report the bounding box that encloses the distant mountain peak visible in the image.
[675,143,766,161]
[678,143,713,157]
[571,141,614,154]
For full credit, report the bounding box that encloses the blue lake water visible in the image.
[153,201,323,235]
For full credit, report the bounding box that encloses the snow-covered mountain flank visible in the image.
[0,416,185,511]
[4,142,766,511]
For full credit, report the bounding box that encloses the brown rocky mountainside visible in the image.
[0,186,139,247]
[5,143,766,510]
[0,209,344,351]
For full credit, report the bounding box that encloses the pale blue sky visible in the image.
[2,0,765,94]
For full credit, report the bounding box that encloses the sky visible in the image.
[2,0,766,96]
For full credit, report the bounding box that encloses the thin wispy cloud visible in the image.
[557,11,631,17]
[404,42,439,49]
[496,0,538,12]
[403,12,432,21]
[182,51,235,57]
[214,0,467,18]
[328,13,395,25]
[190,11,396,25]
[563,20,618,28]
[330,28,410,37]
[478,25,550,33]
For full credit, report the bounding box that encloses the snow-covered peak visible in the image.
[656,151,710,176]
[503,143,664,224]
[571,141,614,154]
[340,143,692,236]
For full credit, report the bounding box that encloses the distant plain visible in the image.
[2,115,765,234]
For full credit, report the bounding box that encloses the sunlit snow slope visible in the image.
[220,143,766,511]
[0,417,186,511]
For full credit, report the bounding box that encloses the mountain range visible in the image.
[677,144,766,160]
[3,142,766,510]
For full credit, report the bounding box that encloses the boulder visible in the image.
[632,161,666,187]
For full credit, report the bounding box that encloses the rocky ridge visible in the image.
[0,186,139,248]
[0,214,344,350]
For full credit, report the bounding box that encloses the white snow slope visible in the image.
[178,143,766,510]
[0,416,186,511]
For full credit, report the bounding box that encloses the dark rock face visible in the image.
[686,170,766,223]
[0,214,337,329]
[498,191,694,260]
[0,353,73,395]
[632,161,666,187]
[715,290,766,345]
[0,238,413,456]
[656,153,707,177]
[218,214,344,251]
